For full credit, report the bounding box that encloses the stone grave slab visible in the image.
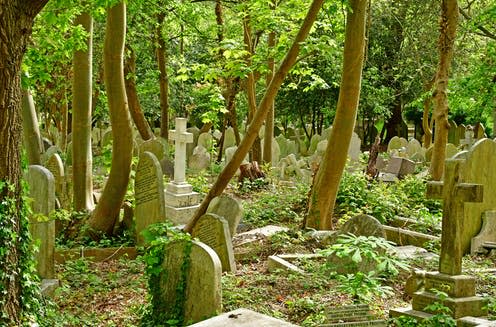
[384,156,415,178]
[139,137,167,161]
[134,151,165,245]
[45,152,69,209]
[192,213,236,272]
[267,255,305,275]
[206,195,243,238]
[27,165,56,279]
[189,308,299,327]
[324,304,386,326]
[157,239,222,325]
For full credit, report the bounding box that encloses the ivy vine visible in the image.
[0,180,44,326]
[141,223,193,327]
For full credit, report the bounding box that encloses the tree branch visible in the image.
[459,7,496,40]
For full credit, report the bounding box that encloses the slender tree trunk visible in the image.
[263,27,276,166]
[243,16,262,163]
[124,46,153,140]
[21,89,43,165]
[0,1,49,323]
[156,13,169,140]
[72,11,94,211]
[430,0,458,180]
[422,76,436,148]
[87,2,133,236]
[60,88,68,151]
[305,0,367,230]
[184,0,325,233]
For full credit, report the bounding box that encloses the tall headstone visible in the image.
[348,132,362,162]
[135,152,166,245]
[206,195,243,237]
[157,239,222,324]
[192,213,236,272]
[189,145,211,172]
[186,126,201,160]
[222,127,236,152]
[27,165,55,279]
[473,122,485,139]
[460,139,496,254]
[448,120,459,145]
[165,118,200,225]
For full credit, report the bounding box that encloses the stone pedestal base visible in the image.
[392,271,488,320]
[164,182,200,225]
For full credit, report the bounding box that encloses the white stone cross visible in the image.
[169,118,193,184]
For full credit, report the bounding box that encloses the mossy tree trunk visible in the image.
[184,0,325,233]
[72,11,95,211]
[87,2,133,236]
[0,1,49,323]
[430,0,459,180]
[156,13,169,140]
[305,0,368,230]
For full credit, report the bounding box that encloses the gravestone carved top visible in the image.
[169,118,193,184]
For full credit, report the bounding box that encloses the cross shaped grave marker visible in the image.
[427,159,483,275]
[169,118,193,184]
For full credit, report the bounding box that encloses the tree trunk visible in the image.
[184,0,325,233]
[0,1,49,323]
[263,28,276,166]
[430,0,458,180]
[124,46,153,140]
[243,16,262,163]
[156,13,169,140]
[21,89,43,165]
[87,2,133,236]
[72,11,94,211]
[60,88,68,152]
[305,0,367,230]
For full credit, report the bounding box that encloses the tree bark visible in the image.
[72,11,94,211]
[0,1,49,323]
[156,13,169,140]
[184,0,325,233]
[124,45,153,140]
[263,28,276,166]
[21,89,43,165]
[305,0,367,230]
[87,2,133,236]
[430,0,458,180]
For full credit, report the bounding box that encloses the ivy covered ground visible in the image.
[41,171,496,326]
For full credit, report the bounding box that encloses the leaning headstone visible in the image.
[406,139,422,159]
[391,159,487,320]
[206,195,243,237]
[222,127,236,151]
[340,214,385,239]
[197,132,214,150]
[473,122,485,139]
[26,165,56,279]
[45,153,69,209]
[189,145,211,172]
[384,156,415,178]
[308,134,322,155]
[134,152,165,245]
[157,239,222,324]
[192,213,236,272]
[165,118,200,225]
[139,138,167,161]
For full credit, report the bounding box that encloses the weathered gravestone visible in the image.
[135,151,165,245]
[324,304,387,326]
[384,156,415,178]
[348,132,362,163]
[391,159,487,320]
[206,195,243,237]
[192,213,236,272]
[445,143,458,159]
[189,308,299,327]
[189,145,210,172]
[222,127,236,152]
[186,126,201,160]
[327,214,386,274]
[459,139,496,254]
[139,137,167,161]
[165,118,200,225]
[473,122,486,139]
[27,165,56,279]
[471,210,496,254]
[45,152,69,209]
[157,239,222,324]
[197,132,214,149]
[387,136,408,153]
[448,120,459,145]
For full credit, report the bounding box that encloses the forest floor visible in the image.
[43,179,496,326]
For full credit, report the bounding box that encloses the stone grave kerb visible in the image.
[169,117,193,185]
[426,159,483,275]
